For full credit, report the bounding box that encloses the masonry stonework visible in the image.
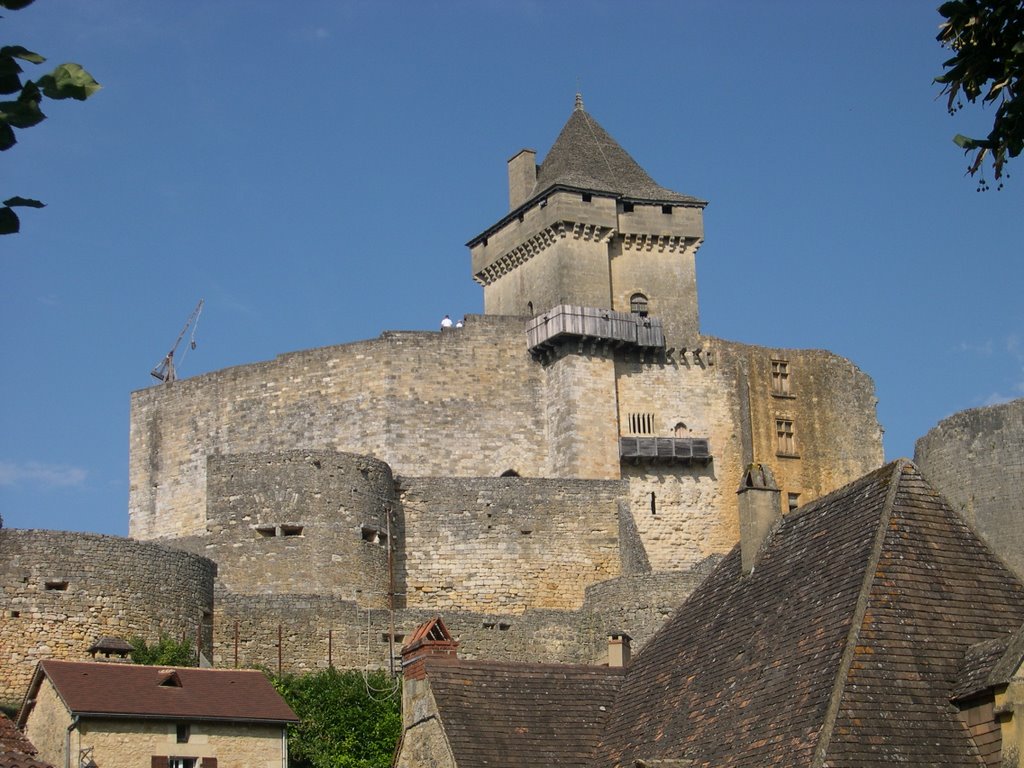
[915,398,1024,579]
[1,103,893,694]
[0,530,215,707]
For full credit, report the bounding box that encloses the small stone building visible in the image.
[17,661,297,768]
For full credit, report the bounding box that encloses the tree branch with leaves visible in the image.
[1,0,100,233]
[935,0,1023,189]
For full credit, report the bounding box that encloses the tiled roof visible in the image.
[0,715,35,757]
[0,754,53,768]
[531,104,704,206]
[596,460,1024,768]
[423,658,624,768]
[0,714,50,768]
[20,661,298,725]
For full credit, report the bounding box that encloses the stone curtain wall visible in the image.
[213,573,705,675]
[0,530,215,707]
[129,316,549,541]
[191,450,395,606]
[398,477,625,614]
[915,398,1024,578]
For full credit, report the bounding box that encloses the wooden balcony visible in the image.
[619,437,712,465]
[527,305,665,356]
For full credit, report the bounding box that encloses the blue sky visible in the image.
[2,1,1022,536]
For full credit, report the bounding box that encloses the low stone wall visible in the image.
[212,566,710,675]
[0,529,216,707]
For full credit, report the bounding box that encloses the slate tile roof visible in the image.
[594,460,1024,768]
[531,104,705,206]
[18,661,298,726]
[422,657,624,768]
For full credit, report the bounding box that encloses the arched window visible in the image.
[527,301,534,316]
[630,293,649,316]
[674,422,688,437]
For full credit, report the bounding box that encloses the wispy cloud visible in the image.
[976,333,1024,405]
[0,462,88,488]
[957,339,994,356]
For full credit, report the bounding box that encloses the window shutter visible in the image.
[151,758,167,768]
[201,759,218,768]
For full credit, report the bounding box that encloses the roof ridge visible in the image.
[810,460,906,767]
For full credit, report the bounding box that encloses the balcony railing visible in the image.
[619,436,712,465]
[527,305,665,355]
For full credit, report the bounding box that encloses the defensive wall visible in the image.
[0,529,216,707]
[915,397,1024,578]
[212,568,712,675]
[129,316,883,575]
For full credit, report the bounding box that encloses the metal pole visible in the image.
[387,502,395,677]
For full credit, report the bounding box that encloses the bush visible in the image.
[129,634,196,667]
[272,668,401,768]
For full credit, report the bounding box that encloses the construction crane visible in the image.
[151,299,204,383]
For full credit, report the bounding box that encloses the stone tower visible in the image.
[468,94,707,349]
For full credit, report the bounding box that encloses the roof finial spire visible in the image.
[575,91,584,112]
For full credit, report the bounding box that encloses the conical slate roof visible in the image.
[532,96,704,205]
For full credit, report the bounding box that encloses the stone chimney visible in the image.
[736,463,782,575]
[508,148,537,210]
[87,636,134,663]
[400,616,459,681]
[608,631,632,668]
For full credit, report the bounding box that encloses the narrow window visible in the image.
[776,419,797,456]
[176,724,190,744]
[44,580,68,591]
[650,492,657,515]
[630,293,649,316]
[628,412,655,435]
[280,525,303,537]
[256,526,276,538]
[771,360,791,396]
[9,610,20,618]
[787,492,801,512]
[581,192,592,202]
[527,301,534,316]
[661,204,672,214]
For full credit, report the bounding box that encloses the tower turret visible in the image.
[468,96,707,349]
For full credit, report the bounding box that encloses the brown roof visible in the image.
[0,715,35,757]
[423,658,624,768]
[0,714,50,768]
[0,754,53,768]
[596,460,1024,768]
[531,102,704,206]
[18,661,297,726]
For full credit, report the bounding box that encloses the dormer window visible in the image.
[630,293,649,317]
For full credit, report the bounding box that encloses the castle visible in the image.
[2,99,887,706]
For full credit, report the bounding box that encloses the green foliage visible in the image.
[129,634,197,667]
[1,0,100,233]
[272,668,402,768]
[935,0,1024,188]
